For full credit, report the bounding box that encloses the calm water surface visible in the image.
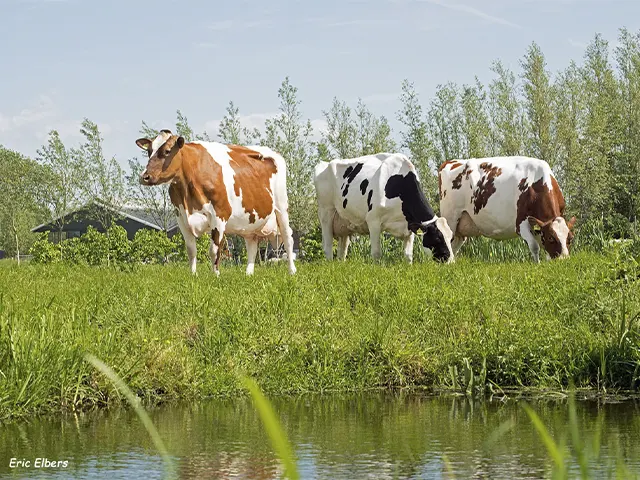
[1,392,639,479]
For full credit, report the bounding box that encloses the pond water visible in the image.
[1,392,639,479]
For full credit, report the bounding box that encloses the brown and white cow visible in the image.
[135,130,296,275]
[438,156,576,262]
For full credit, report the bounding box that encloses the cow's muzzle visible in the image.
[140,172,152,185]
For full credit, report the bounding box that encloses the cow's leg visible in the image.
[184,232,198,275]
[369,225,382,260]
[518,220,540,263]
[245,237,259,275]
[209,227,225,276]
[403,234,415,263]
[274,209,297,275]
[452,236,467,255]
[318,207,335,261]
[337,236,350,261]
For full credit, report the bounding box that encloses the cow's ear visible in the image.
[176,136,185,149]
[136,138,152,151]
[528,216,544,232]
[567,216,577,230]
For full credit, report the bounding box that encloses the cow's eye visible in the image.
[164,149,171,156]
[549,237,555,243]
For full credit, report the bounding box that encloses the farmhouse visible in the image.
[31,199,179,243]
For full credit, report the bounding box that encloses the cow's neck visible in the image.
[168,153,207,214]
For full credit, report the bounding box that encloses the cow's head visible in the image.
[528,215,576,259]
[418,216,455,263]
[135,129,186,185]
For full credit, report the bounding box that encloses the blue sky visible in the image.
[2,0,639,167]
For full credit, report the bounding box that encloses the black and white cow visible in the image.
[313,153,454,263]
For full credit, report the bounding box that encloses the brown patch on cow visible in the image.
[168,143,232,221]
[471,164,502,214]
[472,176,496,214]
[212,228,221,245]
[518,178,528,192]
[227,145,278,223]
[452,171,464,190]
[439,160,464,172]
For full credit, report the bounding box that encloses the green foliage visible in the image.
[263,77,318,235]
[2,253,638,420]
[0,146,50,260]
[299,226,326,261]
[132,229,175,264]
[29,232,61,264]
[106,225,132,264]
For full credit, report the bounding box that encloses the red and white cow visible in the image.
[135,130,296,275]
[314,153,454,263]
[438,156,576,262]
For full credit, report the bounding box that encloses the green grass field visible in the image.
[0,251,638,421]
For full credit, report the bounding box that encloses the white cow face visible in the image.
[529,215,576,259]
[135,129,185,186]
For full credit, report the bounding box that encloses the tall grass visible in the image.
[0,249,638,420]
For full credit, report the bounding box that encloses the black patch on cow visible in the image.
[341,163,364,199]
[421,222,451,263]
[343,199,347,209]
[343,163,363,182]
[367,190,373,211]
[385,172,436,232]
[360,179,369,195]
[385,172,451,262]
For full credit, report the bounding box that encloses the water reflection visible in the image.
[1,392,639,479]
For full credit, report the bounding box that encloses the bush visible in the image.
[106,225,132,264]
[81,226,109,266]
[299,227,326,261]
[60,237,88,265]
[29,232,61,264]
[132,230,175,264]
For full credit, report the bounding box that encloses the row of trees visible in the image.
[2,28,639,260]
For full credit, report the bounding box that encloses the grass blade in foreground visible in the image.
[85,354,177,479]
[522,403,566,479]
[241,376,300,480]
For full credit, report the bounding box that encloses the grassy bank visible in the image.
[0,252,639,420]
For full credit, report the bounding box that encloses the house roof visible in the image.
[32,199,178,233]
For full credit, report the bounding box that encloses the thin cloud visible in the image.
[361,92,401,104]
[419,0,522,29]
[323,19,373,28]
[208,20,233,31]
[208,19,272,31]
[568,38,588,49]
[193,42,219,49]
[0,94,55,133]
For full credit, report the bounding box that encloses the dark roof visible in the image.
[32,199,178,233]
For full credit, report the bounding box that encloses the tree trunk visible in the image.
[11,216,20,265]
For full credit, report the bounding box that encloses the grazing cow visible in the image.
[438,156,576,262]
[313,153,454,263]
[135,130,296,276]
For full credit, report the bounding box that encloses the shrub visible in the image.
[107,225,132,264]
[81,226,109,266]
[132,230,175,264]
[60,237,88,265]
[29,232,61,264]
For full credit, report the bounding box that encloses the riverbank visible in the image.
[1,252,638,420]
